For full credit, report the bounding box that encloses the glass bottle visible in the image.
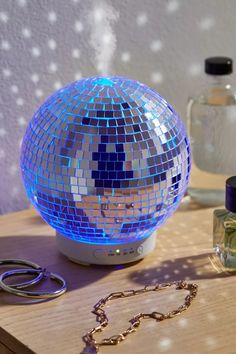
[187,57,236,206]
[213,176,236,269]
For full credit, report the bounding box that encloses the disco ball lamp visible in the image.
[21,76,190,265]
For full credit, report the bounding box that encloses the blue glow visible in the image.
[114,265,125,270]
[95,78,114,86]
[20,76,191,245]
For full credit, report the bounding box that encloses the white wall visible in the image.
[0,0,235,213]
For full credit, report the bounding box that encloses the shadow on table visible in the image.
[128,252,236,285]
[0,235,141,305]
[177,195,215,212]
[24,213,47,225]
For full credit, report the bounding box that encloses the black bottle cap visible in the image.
[226,176,236,213]
[205,57,233,75]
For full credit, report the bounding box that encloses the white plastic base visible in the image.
[56,232,156,265]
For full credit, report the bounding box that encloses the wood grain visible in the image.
[0,202,235,354]
[0,341,15,354]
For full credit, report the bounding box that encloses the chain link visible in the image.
[81,280,198,353]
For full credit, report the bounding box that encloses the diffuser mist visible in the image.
[21,76,190,265]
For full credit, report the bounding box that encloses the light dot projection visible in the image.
[17,0,27,7]
[1,40,10,50]
[48,62,58,73]
[136,13,148,26]
[74,20,84,33]
[0,149,5,159]
[188,63,201,77]
[16,97,24,106]
[0,128,6,137]
[151,72,163,84]
[74,71,82,80]
[30,73,40,83]
[121,52,131,63]
[199,16,215,31]
[72,48,80,59]
[53,81,62,90]
[2,68,11,78]
[47,38,57,50]
[48,11,57,24]
[0,11,8,23]
[10,85,19,94]
[150,40,163,52]
[35,88,44,98]
[17,116,26,126]
[20,76,190,244]
[158,337,172,351]
[22,27,31,38]
[166,0,180,13]
[31,47,41,57]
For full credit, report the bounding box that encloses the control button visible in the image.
[93,249,105,259]
[136,245,143,255]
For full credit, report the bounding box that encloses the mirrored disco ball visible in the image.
[21,76,190,245]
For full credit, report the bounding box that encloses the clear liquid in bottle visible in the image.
[187,57,236,206]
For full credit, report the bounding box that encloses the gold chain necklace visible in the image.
[81,280,198,353]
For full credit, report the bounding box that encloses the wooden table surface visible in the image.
[0,200,235,354]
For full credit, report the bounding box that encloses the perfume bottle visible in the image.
[213,176,236,268]
[187,57,236,206]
